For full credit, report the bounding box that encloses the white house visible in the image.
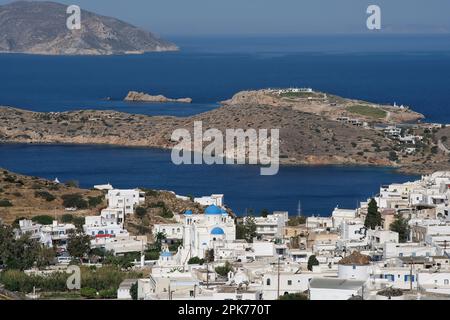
[332,208,357,229]
[367,229,399,249]
[383,242,439,259]
[153,223,184,241]
[252,211,288,240]
[309,278,366,300]
[194,194,224,207]
[117,279,138,300]
[107,189,145,215]
[262,271,312,300]
[41,221,76,250]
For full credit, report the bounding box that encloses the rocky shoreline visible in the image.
[124,91,192,103]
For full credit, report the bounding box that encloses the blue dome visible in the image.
[184,210,193,215]
[205,205,222,215]
[161,251,172,257]
[210,227,225,235]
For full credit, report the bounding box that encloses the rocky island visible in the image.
[124,91,192,103]
[0,88,448,174]
[0,1,178,55]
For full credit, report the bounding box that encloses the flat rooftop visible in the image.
[309,278,366,290]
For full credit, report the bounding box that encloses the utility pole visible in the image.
[206,260,209,289]
[410,257,413,292]
[277,256,281,299]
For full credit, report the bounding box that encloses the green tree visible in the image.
[260,209,270,217]
[307,255,319,271]
[35,246,56,268]
[67,233,91,263]
[364,198,382,229]
[61,214,74,223]
[215,261,232,277]
[135,206,147,219]
[154,232,167,251]
[236,216,257,243]
[73,216,86,232]
[130,282,138,300]
[88,195,104,208]
[390,215,410,243]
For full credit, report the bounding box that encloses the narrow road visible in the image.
[438,139,450,154]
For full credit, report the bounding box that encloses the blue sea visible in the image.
[1,34,449,215]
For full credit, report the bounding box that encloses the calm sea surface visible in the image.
[1,35,447,215]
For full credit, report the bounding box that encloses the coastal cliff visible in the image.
[0,89,446,174]
[124,91,192,103]
[0,1,178,55]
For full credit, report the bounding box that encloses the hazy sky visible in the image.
[1,0,450,35]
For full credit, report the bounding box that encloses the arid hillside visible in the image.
[0,89,448,174]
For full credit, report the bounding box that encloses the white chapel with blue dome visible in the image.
[178,204,236,262]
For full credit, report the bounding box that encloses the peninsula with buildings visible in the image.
[0,88,449,174]
[3,166,450,300]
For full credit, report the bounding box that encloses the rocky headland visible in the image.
[0,88,447,174]
[124,91,192,103]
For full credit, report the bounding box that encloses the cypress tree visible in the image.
[364,198,382,229]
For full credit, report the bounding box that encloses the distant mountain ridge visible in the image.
[0,1,178,55]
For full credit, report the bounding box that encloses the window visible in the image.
[266,278,271,286]
[352,265,356,270]
[445,279,449,285]
[287,280,292,286]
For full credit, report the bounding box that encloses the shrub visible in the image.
[215,261,232,277]
[144,250,160,260]
[388,151,398,162]
[188,257,205,265]
[80,287,97,299]
[34,191,56,202]
[0,199,13,207]
[99,288,117,299]
[61,214,74,223]
[65,180,79,188]
[61,194,88,209]
[32,215,54,225]
[3,175,16,183]
[88,195,104,208]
